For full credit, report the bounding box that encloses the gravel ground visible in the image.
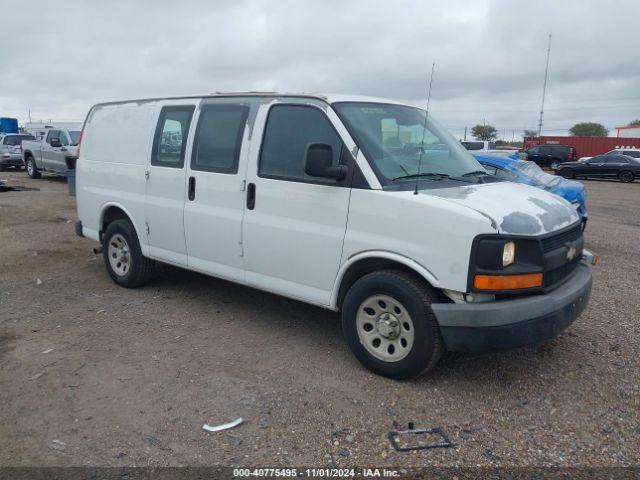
[0,173,638,468]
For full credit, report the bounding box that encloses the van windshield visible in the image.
[333,102,484,187]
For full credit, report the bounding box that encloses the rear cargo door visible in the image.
[145,104,195,266]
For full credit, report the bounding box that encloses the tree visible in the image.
[627,120,640,127]
[523,129,538,138]
[569,122,608,137]
[471,124,498,141]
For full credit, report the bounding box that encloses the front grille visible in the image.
[541,224,582,253]
[545,256,580,287]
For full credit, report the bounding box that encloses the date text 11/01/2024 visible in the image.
[233,468,400,477]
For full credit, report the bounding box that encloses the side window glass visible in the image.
[151,105,195,168]
[59,131,69,146]
[528,147,539,155]
[259,105,343,183]
[191,104,249,174]
[46,130,59,144]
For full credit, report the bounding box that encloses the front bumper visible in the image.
[431,262,592,352]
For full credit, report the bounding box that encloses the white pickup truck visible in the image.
[22,128,81,178]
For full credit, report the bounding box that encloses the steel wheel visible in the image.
[356,294,415,362]
[107,233,131,277]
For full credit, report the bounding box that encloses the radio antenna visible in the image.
[415,62,436,195]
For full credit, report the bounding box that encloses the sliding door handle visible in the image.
[246,182,256,210]
[188,176,196,201]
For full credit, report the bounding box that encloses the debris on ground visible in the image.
[41,348,54,354]
[388,424,454,452]
[49,439,66,451]
[36,278,43,285]
[203,417,244,433]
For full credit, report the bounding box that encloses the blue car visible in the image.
[474,154,588,227]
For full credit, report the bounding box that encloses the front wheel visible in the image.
[102,219,154,287]
[341,270,443,379]
[25,157,41,178]
[550,160,560,170]
[619,171,634,183]
[559,168,574,179]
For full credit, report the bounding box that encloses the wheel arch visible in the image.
[99,203,144,244]
[330,252,441,310]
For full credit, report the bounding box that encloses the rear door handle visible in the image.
[188,176,196,201]
[246,182,256,210]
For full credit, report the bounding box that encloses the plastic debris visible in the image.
[388,424,453,452]
[36,278,43,285]
[42,348,54,354]
[203,417,243,433]
[49,440,66,451]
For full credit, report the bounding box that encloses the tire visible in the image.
[102,219,154,288]
[550,160,560,170]
[559,168,574,179]
[341,270,443,379]
[619,170,634,183]
[25,156,41,179]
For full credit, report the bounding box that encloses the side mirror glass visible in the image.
[304,143,347,180]
[50,138,61,148]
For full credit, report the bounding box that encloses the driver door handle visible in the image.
[188,176,196,201]
[246,183,256,210]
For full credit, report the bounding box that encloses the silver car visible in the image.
[0,133,35,170]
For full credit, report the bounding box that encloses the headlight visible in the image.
[502,241,515,267]
[571,201,581,210]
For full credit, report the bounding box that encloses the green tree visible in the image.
[471,124,498,141]
[569,122,608,137]
[627,119,640,127]
[523,129,537,138]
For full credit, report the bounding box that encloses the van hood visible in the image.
[423,181,580,235]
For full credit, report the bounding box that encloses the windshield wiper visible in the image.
[461,170,490,177]
[392,172,450,181]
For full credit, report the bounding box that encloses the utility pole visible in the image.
[537,34,552,139]
[463,126,467,141]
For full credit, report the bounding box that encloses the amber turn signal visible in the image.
[474,273,543,291]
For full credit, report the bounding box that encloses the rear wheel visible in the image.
[619,171,634,183]
[559,168,574,179]
[341,270,443,379]
[26,156,40,178]
[102,219,154,287]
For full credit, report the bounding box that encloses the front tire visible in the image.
[559,168,574,179]
[341,270,443,379]
[550,160,560,170]
[619,171,634,183]
[25,156,41,178]
[102,219,154,288]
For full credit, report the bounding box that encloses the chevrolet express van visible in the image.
[75,93,593,379]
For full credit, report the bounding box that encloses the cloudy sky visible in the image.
[2,0,639,139]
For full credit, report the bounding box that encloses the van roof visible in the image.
[91,92,412,108]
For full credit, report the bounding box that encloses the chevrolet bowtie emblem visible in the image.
[566,246,577,261]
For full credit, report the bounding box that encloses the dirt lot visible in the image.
[0,173,638,468]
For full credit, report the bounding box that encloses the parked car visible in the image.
[0,133,35,170]
[578,148,640,162]
[474,154,587,227]
[525,144,577,170]
[557,154,640,183]
[22,128,80,178]
[76,93,594,379]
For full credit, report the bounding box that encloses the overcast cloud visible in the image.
[1,0,639,139]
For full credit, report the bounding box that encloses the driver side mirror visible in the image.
[304,143,347,180]
[50,138,61,148]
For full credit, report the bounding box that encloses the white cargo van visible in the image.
[75,93,594,379]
